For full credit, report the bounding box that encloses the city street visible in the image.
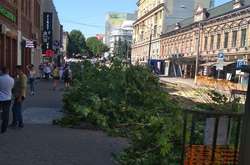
[0,0,250,164]
[0,80,127,165]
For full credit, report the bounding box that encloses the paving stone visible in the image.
[0,80,128,165]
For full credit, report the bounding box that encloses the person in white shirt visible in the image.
[43,64,51,80]
[0,67,14,133]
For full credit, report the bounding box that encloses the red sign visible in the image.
[43,49,54,57]
[96,34,104,41]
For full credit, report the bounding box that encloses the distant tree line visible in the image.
[67,30,109,58]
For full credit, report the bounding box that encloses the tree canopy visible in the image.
[67,30,87,57]
[86,37,109,57]
[114,38,131,60]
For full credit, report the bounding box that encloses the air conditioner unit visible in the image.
[0,24,7,34]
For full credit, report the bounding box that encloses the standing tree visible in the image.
[67,30,87,57]
[86,37,109,58]
[113,38,131,61]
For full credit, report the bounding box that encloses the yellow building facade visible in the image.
[131,0,214,64]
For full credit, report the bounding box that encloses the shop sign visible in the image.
[44,49,54,57]
[0,5,16,22]
[236,59,248,69]
[42,12,53,54]
[216,52,224,71]
[25,40,36,48]
[53,40,60,49]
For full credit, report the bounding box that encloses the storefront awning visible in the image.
[200,62,217,67]
[169,56,196,65]
[213,61,235,67]
[200,61,235,67]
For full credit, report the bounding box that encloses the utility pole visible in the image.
[194,23,201,84]
[239,66,250,165]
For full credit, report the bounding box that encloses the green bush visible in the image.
[61,60,183,164]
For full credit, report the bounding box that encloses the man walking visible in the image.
[11,66,27,128]
[0,67,14,133]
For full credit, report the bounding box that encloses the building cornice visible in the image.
[203,4,250,25]
[133,3,164,26]
[161,4,250,39]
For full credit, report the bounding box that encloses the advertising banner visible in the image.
[42,12,53,55]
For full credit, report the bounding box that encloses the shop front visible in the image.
[164,55,196,78]
[0,2,18,75]
[198,57,249,91]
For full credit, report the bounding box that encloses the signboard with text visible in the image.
[236,59,248,69]
[42,12,53,54]
[216,52,225,71]
[0,5,16,23]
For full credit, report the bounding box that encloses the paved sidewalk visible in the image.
[0,80,127,165]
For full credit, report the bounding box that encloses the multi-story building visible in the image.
[61,31,69,58]
[131,0,214,65]
[0,0,18,75]
[109,20,134,55]
[105,12,136,50]
[41,0,62,65]
[0,0,41,75]
[19,0,41,72]
[160,0,250,80]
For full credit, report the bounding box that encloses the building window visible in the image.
[204,36,208,50]
[210,35,214,50]
[232,31,238,48]
[241,29,247,47]
[217,34,221,49]
[153,25,157,37]
[140,31,144,41]
[224,32,229,48]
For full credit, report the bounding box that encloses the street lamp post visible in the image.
[239,65,250,165]
[194,24,201,84]
[148,30,153,66]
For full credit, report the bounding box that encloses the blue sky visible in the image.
[54,0,230,38]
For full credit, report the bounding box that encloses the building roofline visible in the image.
[133,3,164,26]
[161,1,250,38]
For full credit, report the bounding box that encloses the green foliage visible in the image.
[67,30,87,57]
[61,60,183,164]
[86,37,109,57]
[208,90,228,105]
[196,90,243,112]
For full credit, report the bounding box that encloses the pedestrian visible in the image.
[59,66,64,80]
[0,67,14,134]
[11,65,27,128]
[43,64,51,80]
[27,64,36,95]
[52,65,60,90]
[38,63,44,79]
[63,66,72,88]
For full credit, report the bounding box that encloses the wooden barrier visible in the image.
[196,76,247,92]
[185,145,238,165]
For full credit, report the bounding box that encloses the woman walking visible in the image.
[27,64,36,95]
[52,65,60,90]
